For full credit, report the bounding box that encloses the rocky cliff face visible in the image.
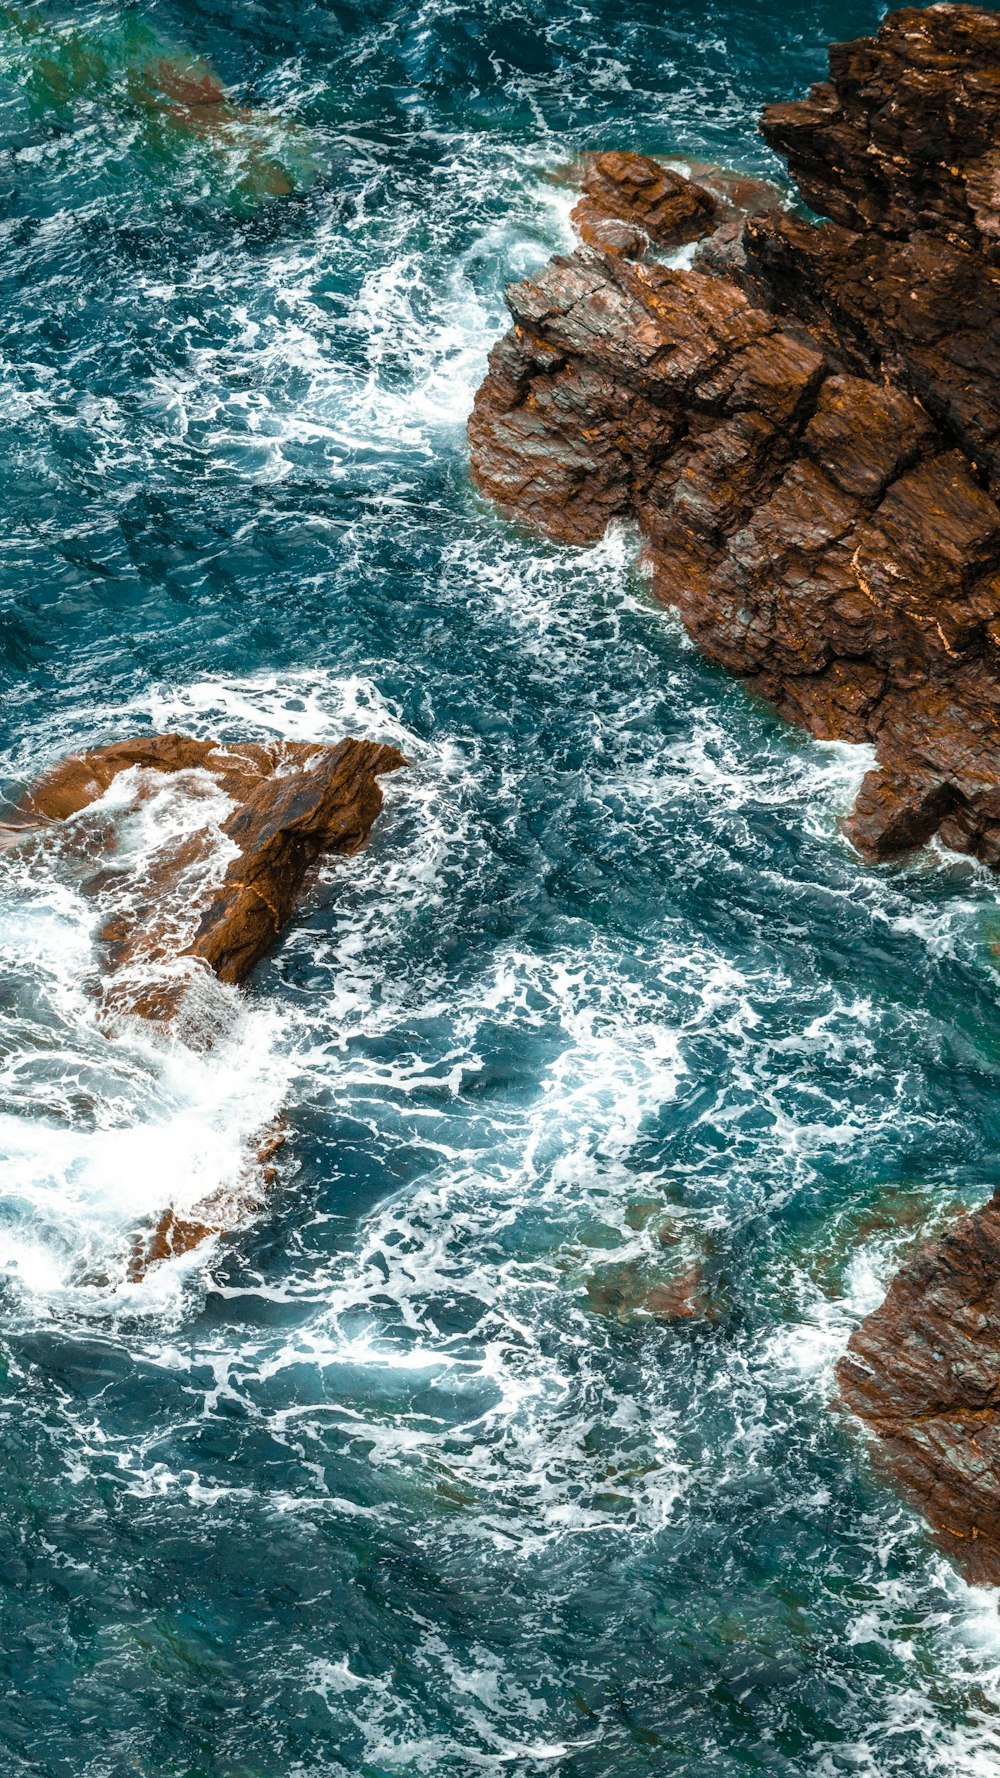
[469,3,1000,1577]
[469,4,1000,874]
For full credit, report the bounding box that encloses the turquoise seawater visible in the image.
[3,3,1000,1774]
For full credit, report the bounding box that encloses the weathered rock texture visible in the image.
[469,4,1000,873]
[760,4,1000,255]
[837,1200,1000,1585]
[8,731,404,1005]
[469,2,1000,1577]
[571,151,718,259]
[3,732,404,1273]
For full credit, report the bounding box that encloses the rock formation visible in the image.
[469,2,1000,1576]
[570,151,718,259]
[469,4,1000,873]
[837,1200,1000,1585]
[8,731,404,1003]
[2,732,405,1274]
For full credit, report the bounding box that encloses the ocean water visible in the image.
[2,2,1000,1774]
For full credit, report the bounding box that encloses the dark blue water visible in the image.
[4,3,1000,1774]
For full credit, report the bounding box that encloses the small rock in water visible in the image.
[570,151,718,257]
[3,733,404,1277]
[0,6,319,205]
[7,731,406,1000]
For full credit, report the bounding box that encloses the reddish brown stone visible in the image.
[7,733,404,1276]
[837,1198,1000,1585]
[469,3,1000,1578]
[127,1120,290,1281]
[8,732,405,1000]
[760,4,1000,257]
[129,1208,220,1281]
[11,734,326,825]
[468,12,1000,874]
[570,151,718,257]
[186,737,402,986]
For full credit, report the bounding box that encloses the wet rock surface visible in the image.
[570,151,718,259]
[469,3,1000,876]
[469,2,1000,1578]
[7,731,405,1001]
[3,732,404,1272]
[759,4,1000,256]
[837,1199,1000,1585]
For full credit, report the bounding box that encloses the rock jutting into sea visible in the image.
[837,1199,1000,1585]
[468,2,1000,1579]
[469,3,1000,872]
[1,732,405,1273]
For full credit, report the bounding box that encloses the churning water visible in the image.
[3,3,1000,1774]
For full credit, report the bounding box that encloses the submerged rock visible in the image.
[3,732,405,1275]
[0,6,317,204]
[584,1256,716,1324]
[468,4,1000,874]
[581,1216,720,1325]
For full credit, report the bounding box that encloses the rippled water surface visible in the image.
[4,2,1000,1774]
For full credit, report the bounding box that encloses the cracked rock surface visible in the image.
[469,2,1000,1578]
[837,1200,1000,1586]
[469,3,1000,874]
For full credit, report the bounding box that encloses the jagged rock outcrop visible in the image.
[469,1,1000,1576]
[2,732,404,1274]
[7,731,405,1005]
[469,3,1000,874]
[837,1199,1000,1585]
[570,151,718,258]
[760,4,1000,256]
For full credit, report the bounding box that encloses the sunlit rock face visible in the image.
[469,1,1000,1581]
[470,5,1000,881]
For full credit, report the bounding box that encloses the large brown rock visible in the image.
[760,4,1000,257]
[743,215,1000,497]
[468,3,1000,1578]
[469,241,1000,868]
[468,7,1000,875]
[837,1199,1000,1585]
